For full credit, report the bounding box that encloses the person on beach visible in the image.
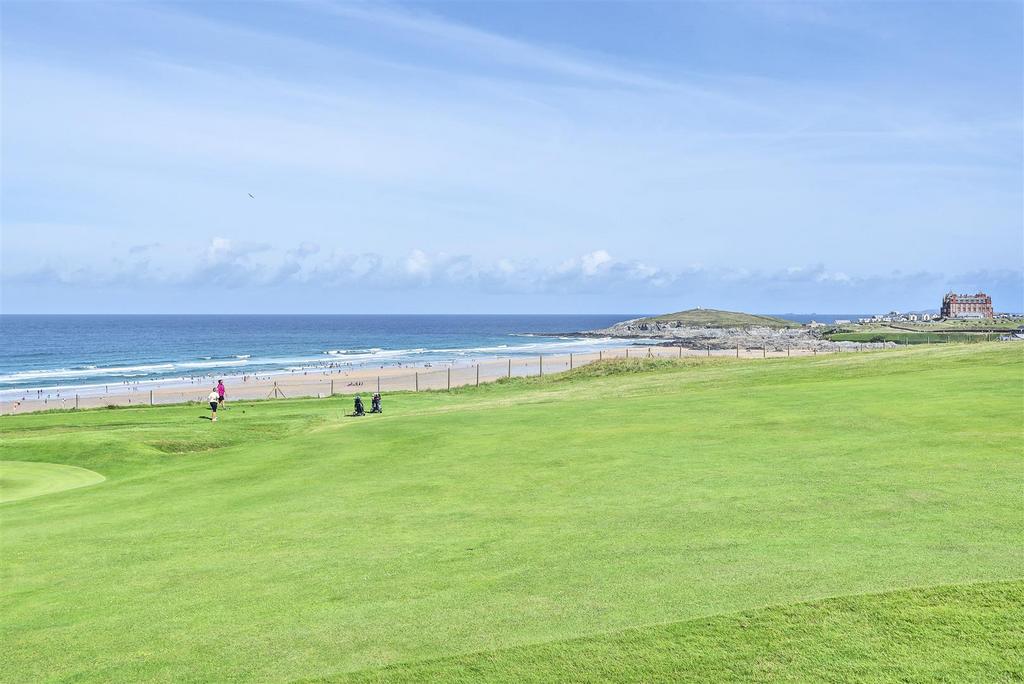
[217,379,226,406]
[208,388,220,421]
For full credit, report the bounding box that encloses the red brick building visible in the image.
[940,292,993,319]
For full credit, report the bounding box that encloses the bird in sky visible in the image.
[248,193,255,199]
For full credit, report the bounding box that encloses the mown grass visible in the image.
[0,460,105,503]
[827,331,1003,344]
[1,343,1022,682]
[855,318,1024,332]
[341,580,1023,683]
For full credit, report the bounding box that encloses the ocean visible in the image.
[0,314,645,397]
[0,313,871,399]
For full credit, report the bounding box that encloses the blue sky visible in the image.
[2,0,1021,314]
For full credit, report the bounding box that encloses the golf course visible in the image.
[2,343,1022,682]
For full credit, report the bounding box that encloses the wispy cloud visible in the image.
[317,2,677,91]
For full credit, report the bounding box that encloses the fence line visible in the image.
[1,342,897,415]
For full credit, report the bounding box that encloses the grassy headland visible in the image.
[2,344,1022,681]
[636,308,800,328]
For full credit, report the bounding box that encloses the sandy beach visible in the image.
[0,343,878,415]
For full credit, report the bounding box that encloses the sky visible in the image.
[2,0,1022,314]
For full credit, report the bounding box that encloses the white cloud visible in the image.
[6,238,1022,313]
[580,250,612,275]
[404,249,431,278]
[816,270,851,283]
[207,237,234,259]
[8,240,1021,310]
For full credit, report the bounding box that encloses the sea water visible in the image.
[0,314,646,397]
[0,313,871,398]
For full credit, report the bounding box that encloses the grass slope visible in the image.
[641,308,800,328]
[2,344,1022,682]
[341,580,1023,683]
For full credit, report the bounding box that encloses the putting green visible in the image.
[0,461,105,503]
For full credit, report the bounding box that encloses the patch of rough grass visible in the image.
[147,439,223,454]
[558,356,708,379]
[447,357,710,398]
[339,580,1024,683]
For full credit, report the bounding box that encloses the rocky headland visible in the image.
[578,309,894,351]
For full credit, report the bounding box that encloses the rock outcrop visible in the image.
[587,312,893,351]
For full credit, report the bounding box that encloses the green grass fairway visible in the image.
[2,344,1022,682]
[826,331,1002,344]
[0,460,105,503]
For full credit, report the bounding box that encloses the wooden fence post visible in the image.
[570,353,574,370]
[508,358,512,378]
[476,365,480,386]
[415,372,419,392]
[447,367,451,391]
[736,344,739,358]
[763,345,766,359]
[75,394,79,410]
[149,390,154,406]
[539,355,543,376]
[626,348,629,359]
[267,382,285,399]
[706,345,710,357]
[331,379,334,396]
[599,350,603,361]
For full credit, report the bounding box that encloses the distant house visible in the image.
[941,292,994,319]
